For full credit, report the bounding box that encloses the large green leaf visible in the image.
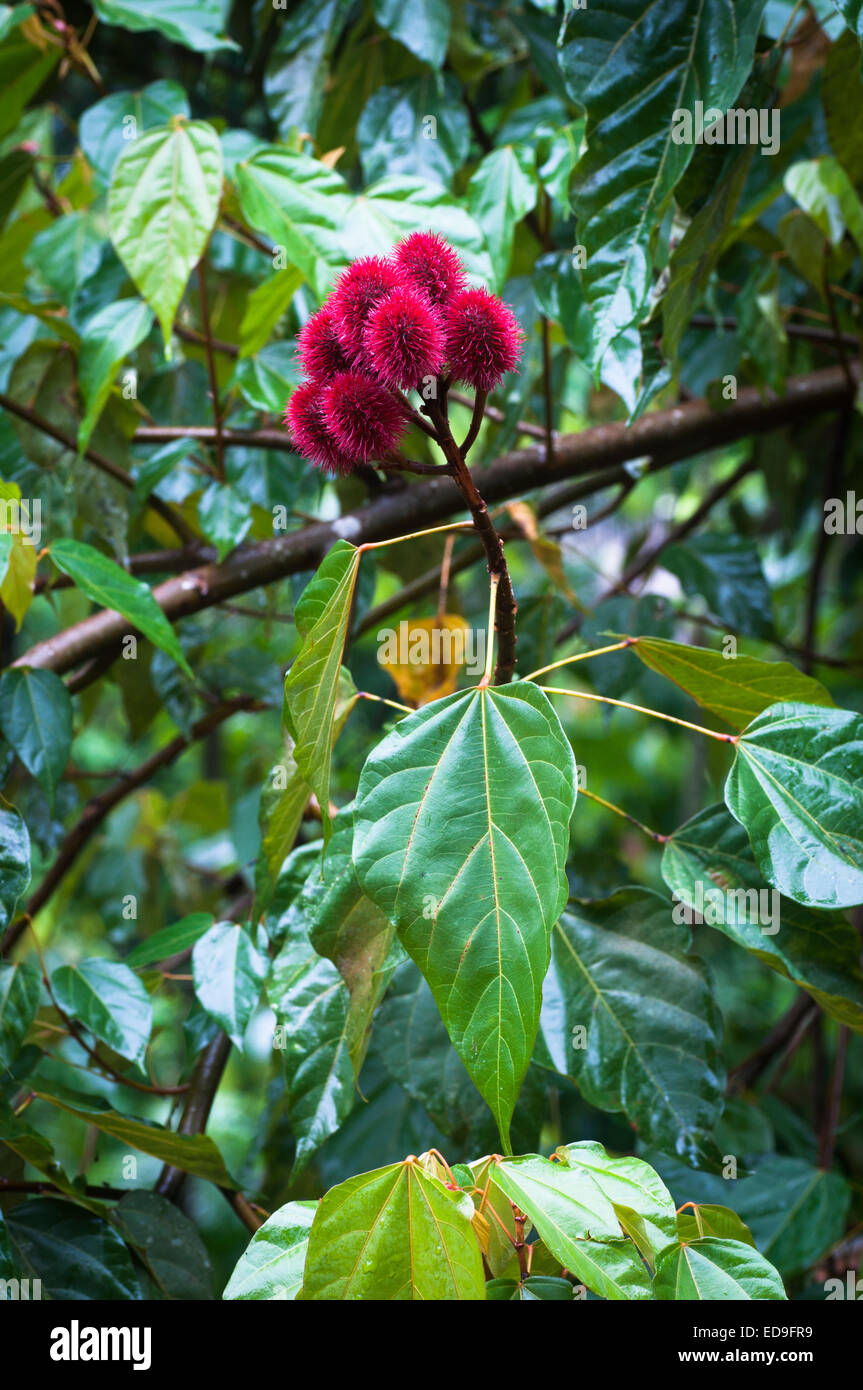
[467,144,538,290]
[725,702,863,910]
[51,958,153,1066]
[302,1158,486,1300]
[235,148,350,301]
[0,959,40,1068]
[108,119,223,348]
[654,1236,786,1300]
[490,1155,653,1300]
[50,539,194,679]
[34,1084,237,1186]
[0,802,29,933]
[661,534,774,641]
[342,175,493,284]
[540,889,725,1168]
[283,543,361,842]
[192,921,269,1050]
[5,1197,142,1300]
[630,636,834,731]
[90,0,238,54]
[223,1200,316,1300]
[677,1204,755,1246]
[0,21,59,141]
[662,804,863,1029]
[553,1141,678,1268]
[353,680,577,1149]
[264,0,352,139]
[0,667,72,800]
[559,0,766,363]
[77,298,154,452]
[373,0,450,68]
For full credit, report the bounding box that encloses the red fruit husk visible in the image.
[321,370,407,463]
[444,287,523,392]
[394,231,468,308]
[329,257,402,364]
[363,285,445,390]
[284,382,357,476]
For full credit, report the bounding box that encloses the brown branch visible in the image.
[727,994,817,1094]
[2,696,261,957]
[10,364,858,684]
[688,312,859,352]
[448,390,547,442]
[818,1026,849,1171]
[0,392,196,546]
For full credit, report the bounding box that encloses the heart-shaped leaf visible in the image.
[223,1200,316,1301]
[353,680,577,1148]
[654,1236,786,1300]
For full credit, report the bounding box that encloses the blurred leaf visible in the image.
[197,482,252,561]
[0,668,72,800]
[373,0,450,68]
[231,341,300,413]
[0,802,29,932]
[235,148,349,301]
[90,0,238,53]
[116,1191,213,1299]
[264,0,352,138]
[126,912,214,968]
[661,533,774,640]
[0,959,40,1068]
[467,144,537,290]
[238,268,302,358]
[79,80,190,187]
[5,1198,141,1299]
[356,77,470,189]
[0,21,59,141]
[785,155,863,254]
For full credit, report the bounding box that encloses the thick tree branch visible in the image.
[11,365,857,683]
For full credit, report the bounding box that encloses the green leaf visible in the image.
[79,79,190,187]
[51,958,153,1065]
[662,804,863,1030]
[373,0,450,68]
[0,1100,99,1208]
[223,1200,316,1300]
[467,144,538,290]
[232,340,301,413]
[784,155,863,255]
[238,268,303,358]
[283,542,361,842]
[630,636,834,731]
[77,298,154,452]
[654,1237,786,1300]
[108,119,223,349]
[553,1141,678,1268]
[356,78,470,190]
[343,175,493,284]
[734,1159,850,1278]
[540,889,725,1168]
[661,533,774,641]
[0,803,30,933]
[559,0,765,363]
[353,681,576,1148]
[0,960,40,1068]
[302,1158,486,1300]
[267,933,355,1178]
[126,912,214,968]
[824,30,863,186]
[235,149,350,301]
[677,1204,755,1246]
[5,1197,142,1300]
[490,1156,653,1300]
[197,481,252,561]
[303,815,395,1073]
[264,0,352,139]
[116,1191,213,1299]
[192,921,269,1050]
[487,1274,575,1300]
[49,538,194,679]
[34,1084,237,1186]
[725,702,863,910]
[0,667,73,799]
[0,531,13,587]
[0,22,59,141]
[0,147,33,233]
[90,0,238,53]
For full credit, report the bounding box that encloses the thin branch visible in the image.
[0,391,196,546]
[727,994,817,1094]
[818,1026,849,1170]
[2,697,262,957]
[197,260,226,481]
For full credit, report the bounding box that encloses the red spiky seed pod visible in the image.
[284,383,357,476]
[329,257,402,364]
[444,287,523,393]
[321,371,407,463]
[362,286,445,391]
[297,304,351,382]
[394,231,468,309]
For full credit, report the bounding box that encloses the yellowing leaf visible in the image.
[378,614,473,706]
